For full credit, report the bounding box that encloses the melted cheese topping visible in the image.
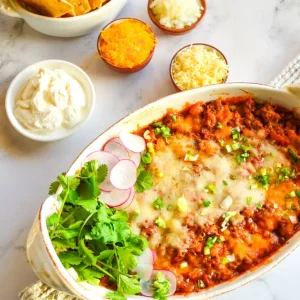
[127,134,291,250]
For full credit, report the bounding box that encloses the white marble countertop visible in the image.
[0,0,300,299]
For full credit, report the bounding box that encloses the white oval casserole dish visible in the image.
[27,83,300,299]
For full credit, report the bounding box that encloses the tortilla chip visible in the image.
[88,0,102,10]
[67,0,91,15]
[62,8,76,17]
[20,0,74,18]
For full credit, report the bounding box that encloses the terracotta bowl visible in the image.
[97,18,157,74]
[147,0,206,35]
[169,43,229,92]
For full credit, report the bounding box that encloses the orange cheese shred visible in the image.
[100,19,156,68]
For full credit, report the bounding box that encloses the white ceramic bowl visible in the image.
[0,0,127,37]
[27,83,300,299]
[5,60,95,142]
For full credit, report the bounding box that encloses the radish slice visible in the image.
[133,248,153,280]
[116,187,135,210]
[85,151,119,192]
[128,150,141,167]
[100,188,131,207]
[151,250,157,262]
[140,270,177,297]
[104,139,130,160]
[104,138,141,167]
[119,131,146,153]
[110,159,137,190]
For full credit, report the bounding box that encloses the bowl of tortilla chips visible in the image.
[0,0,128,37]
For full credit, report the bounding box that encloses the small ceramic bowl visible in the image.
[147,0,206,35]
[5,60,95,142]
[169,43,229,92]
[97,18,157,74]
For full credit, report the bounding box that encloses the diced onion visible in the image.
[220,195,233,210]
[289,215,297,224]
[150,0,203,29]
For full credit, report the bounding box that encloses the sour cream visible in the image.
[14,68,87,131]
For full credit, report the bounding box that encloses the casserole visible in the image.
[27,83,300,299]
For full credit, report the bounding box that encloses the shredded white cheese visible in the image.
[171,45,229,90]
[150,0,203,29]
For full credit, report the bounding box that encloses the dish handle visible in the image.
[0,0,21,18]
[285,84,300,99]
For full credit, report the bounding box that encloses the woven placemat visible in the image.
[18,54,300,300]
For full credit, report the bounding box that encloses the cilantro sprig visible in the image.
[47,160,149,299]
[135,151,153,193]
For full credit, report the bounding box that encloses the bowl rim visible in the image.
[97,17,157,72]
[169,43,229,92]
[5,59,95,142]
[33,82,300,299]
[11,0,116,21]
[147,0,207,34]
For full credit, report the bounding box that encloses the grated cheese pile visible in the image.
[100,19,156,68]
[150,0,203,29]
[171,45,229,90]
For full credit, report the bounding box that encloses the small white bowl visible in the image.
[5,60,95,142]
[0,0,127,37]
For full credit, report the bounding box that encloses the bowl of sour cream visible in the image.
[5,60,95,142]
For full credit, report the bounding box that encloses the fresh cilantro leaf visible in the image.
[118,274,141,295]
[113,220,131,242]
[57,174,80,190]
[91,222,115,243]
[73,199,99,213]
[76,266,104,286]
[46,213,59,229]
[78,239,97,266]
[52,238,77,251]
[106,291,126,300]
[55,228,80,240]
[134,170,153,193]
[97,164,108,184]
[58,251,82,268]
[153,272,171,300]
[49,181,59,195]
[127,236,148,256]
[117,247,138,272]
[68,220,84,229]
[111,211,129,222]
[98,250,115,261]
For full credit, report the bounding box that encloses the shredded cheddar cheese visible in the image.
[100,19,156,68]
[171,45,229,90]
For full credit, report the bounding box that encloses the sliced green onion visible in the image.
[247,197,253,205]
[256,203,263,210]
[171,115,176,121]
[203,201,211,207]
[286,191,296,198]
[217,122,223,129]
[223,180,229,186]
